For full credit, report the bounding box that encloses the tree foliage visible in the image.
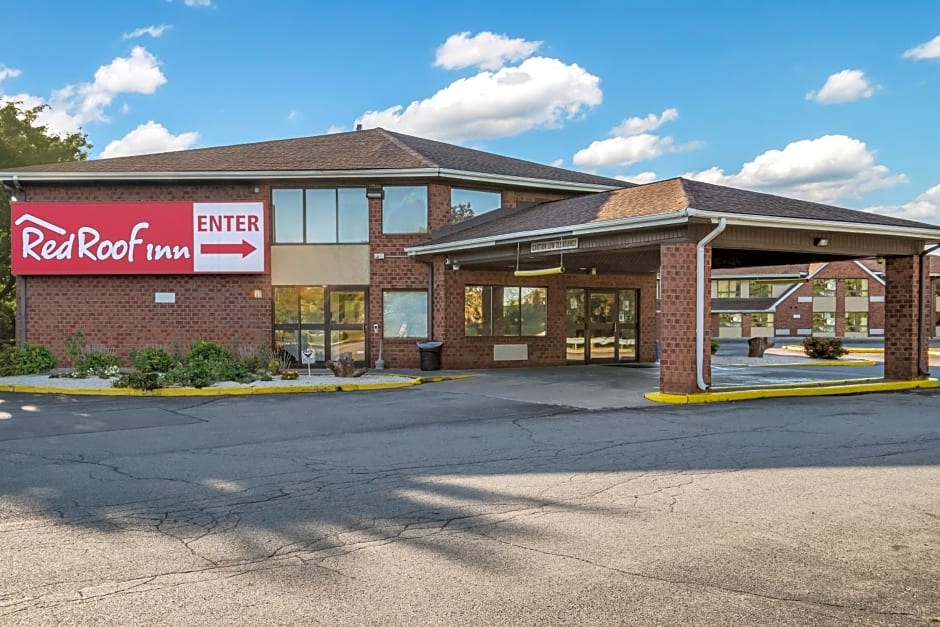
[0,102,92,340]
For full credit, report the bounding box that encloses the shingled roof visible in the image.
[420,177,940,248]
[2,127,625,188]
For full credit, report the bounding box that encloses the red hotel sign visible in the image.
[11,201,267,275]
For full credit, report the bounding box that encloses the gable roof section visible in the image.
[412,178,940,253]
[1,127,625,190]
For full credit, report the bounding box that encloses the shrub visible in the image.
[130,346,177,373]
[802,337,848,360]
[280,370,299,380]
[16,344,57,375]
[188,341,231,363]
[710,338,720,355]
[113,372,163,391]
[65,330,121,377]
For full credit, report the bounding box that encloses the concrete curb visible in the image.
[645,378,939,404]
[0,374,472,397]
[781,345,940,355]
[730,359,879,368]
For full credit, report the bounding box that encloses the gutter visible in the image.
[0,167,621,193]
[697,218,727,391]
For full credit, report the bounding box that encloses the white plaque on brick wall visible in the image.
[775,329,790,335]
[870,296,885,303]
[797,296,812,303]
[870,328,884,336]
[154,292,176,304]
[797,328,812,336]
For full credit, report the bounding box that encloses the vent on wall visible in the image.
[531,238,578,254]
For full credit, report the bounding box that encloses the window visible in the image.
[845,312,868,334]
[748,281,772,298]
[465,286,547,336]
[383,186,428,234]
[383,291,428,339]
[813,279,836,297]
[272,188,368,243]
[719,313,742,328]
[716,280,741,299]
[450,188,501,224]
[845,278,869,297]
[751,313,774,328]
[274,286,326,362]
[812,312,836,334]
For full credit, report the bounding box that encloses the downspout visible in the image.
[918,244,940,377]
[696,218,727,391]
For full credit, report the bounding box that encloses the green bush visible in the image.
[113,372,163,391]
[710,338,720,355]
[802,337,848,359]
[149,340,262,388]
[188,341,231,363]
[0,344,58,376]
[65,330,121,377]
[130,346,177,373]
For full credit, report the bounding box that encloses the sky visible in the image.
[2,0,939,223]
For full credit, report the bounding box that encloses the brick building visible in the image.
[4,128,940,395]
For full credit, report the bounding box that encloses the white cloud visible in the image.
[0,46,167,135]
[806,69,875,104]
[435,31,542,71]
[616,171,657,184]
[572,108,700,168]
[550,158,564,167]
[355,56,601,143]
[184,0,212,6]
[864,184,940,224]
[288,110,300,123]
[903,35,940,60]
[0,65,21,82]
[326,124,345,134]
[610,108,678,136]
[100,121,198,158]
[123,25,171,40]
[684,134,908,204]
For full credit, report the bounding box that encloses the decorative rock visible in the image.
[325,352,368,377]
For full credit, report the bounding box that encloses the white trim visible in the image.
[406,211,690,255]
[1,166,621,193]
[853,259,887,285]
[687,208,940,242]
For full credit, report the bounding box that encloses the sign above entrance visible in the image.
[530,237,578,254]
[11,201,267,275]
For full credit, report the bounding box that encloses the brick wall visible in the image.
[884,255,925,380]
[660,243,709,394]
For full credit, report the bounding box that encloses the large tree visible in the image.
[0,102,92,339]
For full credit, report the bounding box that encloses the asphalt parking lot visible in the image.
[0,369,938,625]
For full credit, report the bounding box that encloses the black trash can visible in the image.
[416,341,444,371]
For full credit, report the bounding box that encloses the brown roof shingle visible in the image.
[4,128,626,187]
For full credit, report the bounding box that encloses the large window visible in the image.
[272,188,368,243]
[748,281,772,298]
[716,280,741,299]
[465,286,547,336]
[845,312,869,334]
[274,286,367,364]
[813,311,836,334]
[383,290,428,339]
[751,313,774,328]
[719,313,742,328]
[845,278,869,297]
[813,279,836,297]
[383,186,428,234]
[450,188,501,224]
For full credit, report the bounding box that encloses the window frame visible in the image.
[751,312,774,328]
[382,185,429,234]
[271,186,369,244]
[464,285,548,337]
[813,279,837,297]
[845,311,869,334]
[382,289,429,340]
[845,278,869,298]
[718,313,742,328]
[812,311,836,334]
[716,280,741,299]
[748,280,772,298]
[450,187,502,224]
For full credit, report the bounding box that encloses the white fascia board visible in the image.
[687,208,940,242]
[2,167,622,192]
[405,211,690,256]
[853,259,887,285]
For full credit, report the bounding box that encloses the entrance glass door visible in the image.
[565,288,639,363]
[274,286,368,366]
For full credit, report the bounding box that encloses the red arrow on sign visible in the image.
[199,240,257,258]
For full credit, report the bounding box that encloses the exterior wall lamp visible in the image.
[813,237,830,247]
[366,188,384,200]
[251,288,264,299]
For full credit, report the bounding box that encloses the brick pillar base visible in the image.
[884,255,926,380]
[660,242,711,394]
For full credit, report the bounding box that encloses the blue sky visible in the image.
[2,0,939,222]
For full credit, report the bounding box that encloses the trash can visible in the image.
[416,341,444,371]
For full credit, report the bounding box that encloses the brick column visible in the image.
[884,255,927,380]
[659,242,711,394]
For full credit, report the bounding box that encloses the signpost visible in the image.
[301,348,316,377]
[11,201,267,275]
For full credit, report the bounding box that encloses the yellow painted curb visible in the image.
[0,374,471,397]
[645,378,939,404]
[741,359,878,367]
[782,345,939,355]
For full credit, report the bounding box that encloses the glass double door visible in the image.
[274,286,368,366]
[566,288,638,363]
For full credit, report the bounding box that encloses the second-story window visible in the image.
[845,278,869,297]
[383,186,428,234]
[813,279,837,297]
[450,188,501,224]
[716,280,741,299]
[272,188,368,243]
[748,280,772,298]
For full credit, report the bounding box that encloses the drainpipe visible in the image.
[696,218,727,391]
[918,244,940,377]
